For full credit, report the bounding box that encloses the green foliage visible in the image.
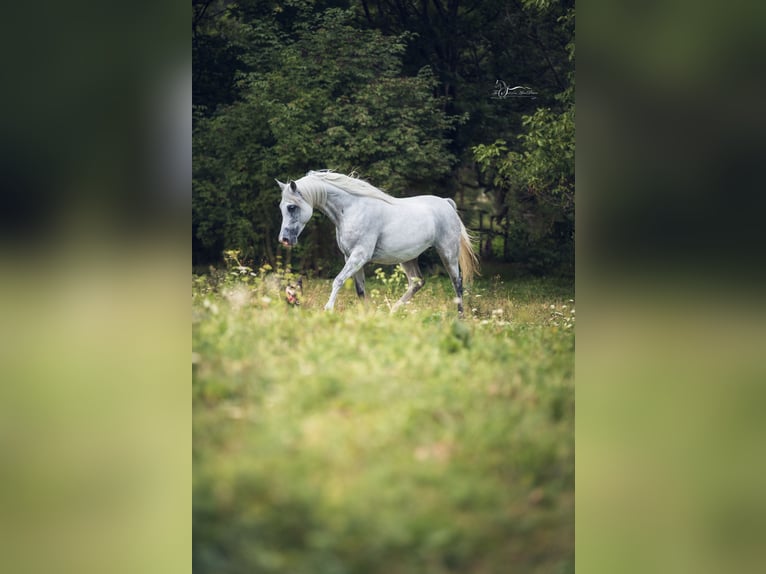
[193,1,244,112]
[193,271,574,573]
[472,4,574,274]
[254,8,459,187]
[193,249,303,314]
[369,265,408,308]
[193,7,459,265]
[473,98,574,217]
[193,0,575,272]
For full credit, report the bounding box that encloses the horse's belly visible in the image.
[370,250,425,265]
[370,229,433,263]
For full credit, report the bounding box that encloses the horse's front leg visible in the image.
[325,248,371,311]
[353,269,366,299]
[342,254,366,299]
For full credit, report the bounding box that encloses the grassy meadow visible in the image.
[193,260,574,573]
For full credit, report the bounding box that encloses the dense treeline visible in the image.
[193,0,574,275]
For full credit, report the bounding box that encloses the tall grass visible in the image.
[193,262,574,574]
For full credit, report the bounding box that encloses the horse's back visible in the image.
[399,194,457,214]
[363,195,460,264]
[401,195,462,233]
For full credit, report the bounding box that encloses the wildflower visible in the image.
[202,299,219,314]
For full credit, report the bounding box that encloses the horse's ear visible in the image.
[275,179,286,190]
[289,180,303,198]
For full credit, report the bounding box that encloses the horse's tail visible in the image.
[446,199,480,283]
[459,222,480,284]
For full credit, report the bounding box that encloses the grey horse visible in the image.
[277,171,478,314]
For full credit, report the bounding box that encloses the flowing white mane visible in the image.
[297,170,397,205]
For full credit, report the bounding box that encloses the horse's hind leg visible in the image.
[390,259,425,312]
[435,242,464,316]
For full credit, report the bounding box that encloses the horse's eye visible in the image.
[287,205,297,213]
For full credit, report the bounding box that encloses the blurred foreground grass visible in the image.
[0,246,189,574]
[576,281,766,574]
[192,268,574,573]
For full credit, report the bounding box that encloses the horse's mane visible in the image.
[300,170,397,205]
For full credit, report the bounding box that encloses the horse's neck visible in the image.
[302,181,327,210]
[312,184,353,227]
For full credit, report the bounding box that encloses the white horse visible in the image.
[277,171,479,314]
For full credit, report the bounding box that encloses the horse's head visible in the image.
[276,179,313,247]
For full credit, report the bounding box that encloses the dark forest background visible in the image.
[193,0,574,276]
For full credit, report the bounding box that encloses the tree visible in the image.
[192,0,575,274]
[472,3,574,272]
[193,7,459,267]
